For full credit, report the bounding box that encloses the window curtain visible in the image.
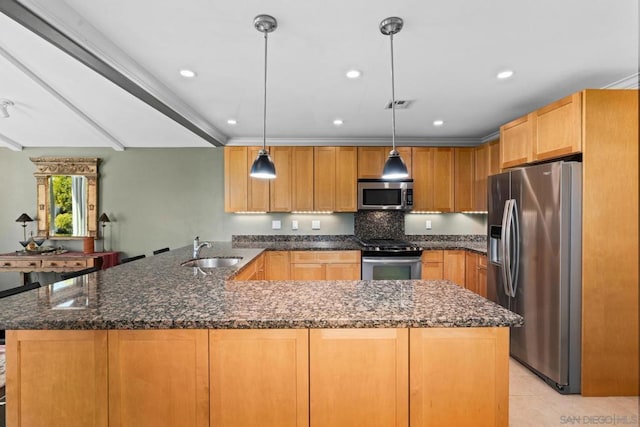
[71,176,86,236]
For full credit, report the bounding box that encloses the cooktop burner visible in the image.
[357,238,422,253]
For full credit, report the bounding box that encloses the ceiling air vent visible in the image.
[384,100,413,109]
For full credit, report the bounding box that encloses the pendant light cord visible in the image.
[262,31,268,152]
[390,32,396,152]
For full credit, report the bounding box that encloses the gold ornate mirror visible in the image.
[30,157,100,239]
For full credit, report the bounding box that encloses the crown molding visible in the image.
[226,136,483,147]
[602,72,639,89]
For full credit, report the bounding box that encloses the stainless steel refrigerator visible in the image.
[488,160,582,394]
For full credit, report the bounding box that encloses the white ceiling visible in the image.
[0,0,638,151]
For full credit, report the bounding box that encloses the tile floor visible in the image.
[510,358,639,426]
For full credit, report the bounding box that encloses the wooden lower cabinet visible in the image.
[7,327,510,426]
[465,251,478,293]
[233,253,265,280]
[310,328,409,427]
[210,329,309,427]
[410,327,509,427]
[290,250,360,280]
[443,250,466,286]
[477,256,488,298]
[291,263,325,280]
[325,263,360,280]
[108,330,209,427]
[6,330,108,427]
[265,250,291,280]
[421,250,444,280]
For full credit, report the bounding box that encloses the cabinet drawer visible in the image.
[291,250,360,264]
[0,260,41,269]
[41,259,89,269]
[421,250,444,263]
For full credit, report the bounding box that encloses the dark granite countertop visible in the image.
[0,243,519,330]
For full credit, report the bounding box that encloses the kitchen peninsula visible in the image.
[0,243,522,427]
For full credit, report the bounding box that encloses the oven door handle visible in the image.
[361,257,422,264]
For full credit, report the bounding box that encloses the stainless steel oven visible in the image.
[359,239,423,280]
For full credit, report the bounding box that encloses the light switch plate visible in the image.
[426,220,432,230]
[311,220,321,230]
[272,220,282,230]
[291,220,299,230]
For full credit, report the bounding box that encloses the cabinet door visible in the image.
[500,113,534,169]
[533,92,582,161]
[334,146,358,212]
[314,147,336,211]
[477,266,488,298]
[488,139,501,175]
[397,146,413,178]
[454,147,475,212]
[108,330,209,427]
[265,251,290,280]
[291,147,314,211]
[6,330,108,427]
[465,252,478,293]
[357,147,386,178]
[474,143,489,211]
[325,263,360,280]
[310,329,408,427]
[433,148,455,212]
[291,263,325,280]
[410,328,509,427]
[412,147,454,212]
[210,329,309,427]
[224,146,248,212]
[421,250,444,280]
[234,257,259,281]
[269,146,292,212]
[246,146,270,212]
[443,250,466,286]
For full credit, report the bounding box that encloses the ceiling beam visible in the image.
[0,132,23,151]
[0,45,126,151]
[0,0,226,147]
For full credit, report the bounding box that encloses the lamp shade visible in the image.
[250,150,276,179]
[15,213,33,223]
[382,150,409,179]
[98,213,111,223]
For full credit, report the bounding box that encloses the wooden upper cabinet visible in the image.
[291,147,314,212]
[247,147,271,212]
[270,146,293,212]
[533,92,582,161]
[412,147,454,212]
[358,146,412,179]
[474,144,489,211]
[488,139,501,176]
[454,147,475,212]
[334,147,358,212]
[357,147,386,178]
[314,147,336,211]
[500,113,534,169]
[224,146,249,212]
[224,146,269,212]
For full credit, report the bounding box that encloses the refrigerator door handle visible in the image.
[500,199,512,297]
[509,199,520,298]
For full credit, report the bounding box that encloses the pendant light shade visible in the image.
[250,14,277,180]
[380,17,409,179]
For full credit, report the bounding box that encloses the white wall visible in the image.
[0,147,485,289]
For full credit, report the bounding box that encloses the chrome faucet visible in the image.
[193,236,212,259]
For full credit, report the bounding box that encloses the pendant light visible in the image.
[250,14,277,179]
[380,17,409,179]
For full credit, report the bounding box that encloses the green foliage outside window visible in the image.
[51,175,73,235]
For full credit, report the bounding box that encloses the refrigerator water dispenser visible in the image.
[489,225,502,265]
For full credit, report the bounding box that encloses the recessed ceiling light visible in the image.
[227,119,237,125]
[433,120,445,127]
[179,69,197,78]
[345,70,361,79]
[333,119,344,126]
[497,70,514,79]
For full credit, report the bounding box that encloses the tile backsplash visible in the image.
[354,210,405,240]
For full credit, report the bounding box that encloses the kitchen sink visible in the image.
[181,257,242,268]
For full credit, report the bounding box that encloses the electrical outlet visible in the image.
[292,220,299,230]
[311,220,321,230]
[272,220,282,230]
[426,220,432,230]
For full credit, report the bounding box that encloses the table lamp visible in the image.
[16,213,34,242]
[98,213,110,251]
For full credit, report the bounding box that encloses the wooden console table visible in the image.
[0,251,119,284]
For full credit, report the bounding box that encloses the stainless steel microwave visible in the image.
[357,179,413,210]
